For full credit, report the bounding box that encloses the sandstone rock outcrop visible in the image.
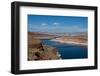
[28,34,60,61]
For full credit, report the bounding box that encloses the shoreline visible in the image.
[50,39,87,46]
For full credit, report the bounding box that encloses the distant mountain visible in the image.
[28,32,60,39]
[35,31,87,37]
[28,32,50,36]
[68,32,87,36]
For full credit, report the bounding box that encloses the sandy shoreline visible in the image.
[51,39,87,46]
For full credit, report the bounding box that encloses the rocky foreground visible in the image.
[28,33,61,61]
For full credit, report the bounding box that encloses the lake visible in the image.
[42,39,88,59]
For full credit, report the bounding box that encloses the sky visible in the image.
[28,15,88,34]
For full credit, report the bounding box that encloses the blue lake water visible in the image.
[42,39,88,59]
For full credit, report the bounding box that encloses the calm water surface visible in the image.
[42,39,88,59]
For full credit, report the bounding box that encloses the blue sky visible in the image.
[28,15,88,33]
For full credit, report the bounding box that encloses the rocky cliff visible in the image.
[28,33,61,61]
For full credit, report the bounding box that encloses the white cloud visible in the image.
[53,22,60,25]
[41,23,47,26]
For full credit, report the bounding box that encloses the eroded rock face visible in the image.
[28,45,60,61]
[40,45,61,60]
[28,38,60,61]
